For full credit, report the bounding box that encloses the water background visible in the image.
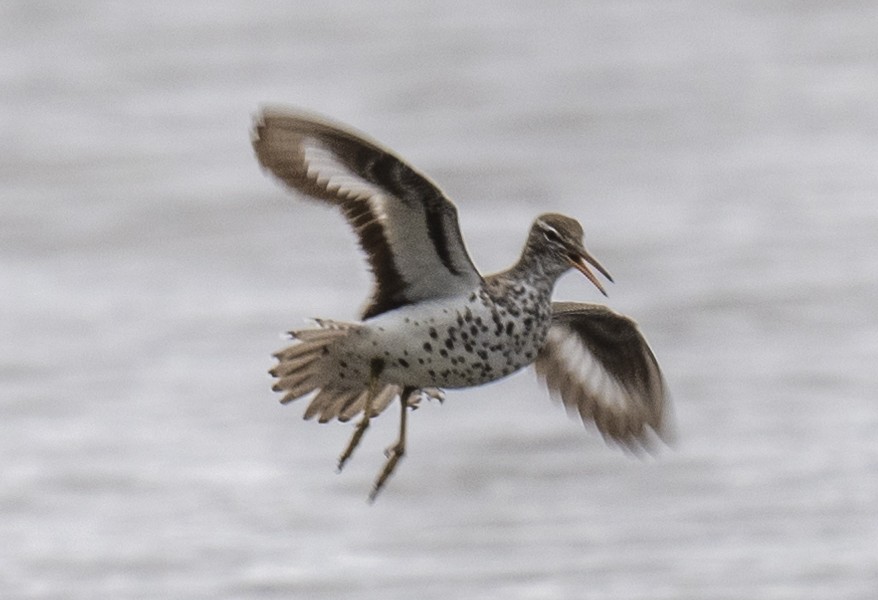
[2,2,877,598]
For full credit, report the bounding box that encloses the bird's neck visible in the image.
[504,245,568,294]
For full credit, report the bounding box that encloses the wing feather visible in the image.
[536,302,671,450]
[253,107,483,319]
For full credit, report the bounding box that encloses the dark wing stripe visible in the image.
[536,302,671,449]
[338,198,411,319]
[550,302,665,401]
[424,197,462,276]
[346,136,462,276]
[253,108,483,320]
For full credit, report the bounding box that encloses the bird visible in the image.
[252,107,670,500]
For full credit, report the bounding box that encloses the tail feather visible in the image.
[270,352,321,378]
[271,320,402,423]
[291,327,351,342]
[338,384,400,422]
[280,389,308,405]
[273,342,325,363]
[272,369,311,392]
[275,375,319,402]
[303,388,336,420]
[370,384,400,417]
[272,322,352,408]
[317,389,360,423]
[335,389,370,422]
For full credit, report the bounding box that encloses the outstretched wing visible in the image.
[252,107,483,320]
[535,302,671,450]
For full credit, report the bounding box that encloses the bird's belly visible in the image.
[330,291,551,389]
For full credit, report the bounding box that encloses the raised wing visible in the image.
[535,302,671,450]
[252,107,483,320]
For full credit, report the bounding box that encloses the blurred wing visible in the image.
[535,302,671,449]
[252,107,483,320]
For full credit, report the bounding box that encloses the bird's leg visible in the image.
[369,386,416,502]
[337,359,384,472]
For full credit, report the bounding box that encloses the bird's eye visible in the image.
[542,228,562,244]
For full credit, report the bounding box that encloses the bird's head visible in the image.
[530,213,613,296]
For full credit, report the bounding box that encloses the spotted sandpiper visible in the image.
[253,108,670,500]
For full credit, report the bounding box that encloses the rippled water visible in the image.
[3,2,877,598]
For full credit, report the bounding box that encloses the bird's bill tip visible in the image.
[569,252,612,296]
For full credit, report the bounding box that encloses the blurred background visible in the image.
[2,1,876,598]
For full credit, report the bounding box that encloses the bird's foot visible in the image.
[369,440,405,502]
[337,414,370,472]
[421,387,445,404]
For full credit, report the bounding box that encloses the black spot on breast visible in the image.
[439,349,448,358]
[505,322,515,335]
[491,311,503,331]
[423,342,433,352]
[429,327,438,339]
[398,358,409,368]
[444,339,454,350]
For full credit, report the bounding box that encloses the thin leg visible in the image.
[337,359,383,472]
[369,386,416,502]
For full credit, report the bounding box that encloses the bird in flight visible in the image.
[253,108,670,500]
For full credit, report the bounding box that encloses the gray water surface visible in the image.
[3,2,877,598]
